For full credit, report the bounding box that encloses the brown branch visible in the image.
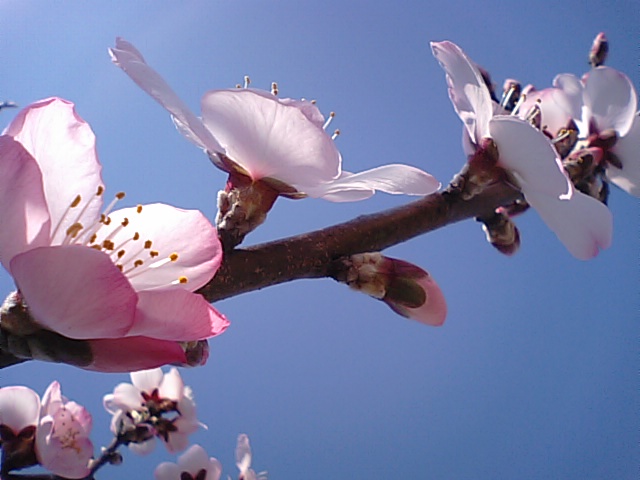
[198,181,520,302]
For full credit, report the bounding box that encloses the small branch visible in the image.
[198,181,519,302]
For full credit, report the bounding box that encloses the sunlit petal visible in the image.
[584,66,637,136]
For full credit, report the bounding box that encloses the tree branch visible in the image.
[198,180,519,302]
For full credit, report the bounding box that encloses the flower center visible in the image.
[53,188,188,286]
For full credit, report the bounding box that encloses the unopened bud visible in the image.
[589,32,608,67]
[340,253,447,326]
[181,340,210,367]
[478,210,521,256]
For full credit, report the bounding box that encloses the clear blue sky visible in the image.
[1,1,638,479]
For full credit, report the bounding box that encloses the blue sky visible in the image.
[1,1,638,479]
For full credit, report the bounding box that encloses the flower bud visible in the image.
[589,32,608,67]
[342,253,447,326]
[478,210,521,256]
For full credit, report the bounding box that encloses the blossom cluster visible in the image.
[0,369,265,479]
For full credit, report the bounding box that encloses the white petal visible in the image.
[524,187,612,260]
[154,461,181,480]
[0,386,40,432]
[236,433,252,473]
[158,368,184,401]
[584,66,637,137]
[489,116,570,197]
[109,38,223,153]
[552,73,584,119]
[305,164,440,202]
[177,444,211,473]
[518,87,575,135]
[607,114,640,197]
[201,89,341,185]
[106,383,143,411]
[431,41,492,142]
[131,368,164,392]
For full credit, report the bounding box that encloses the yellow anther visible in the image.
[70,195,82,208]
[116,192,126,200]
[121,218,129,227]
[136,205,143,214]
[117,250,126,258]
[102,240,115,250]
[178,276,188,284]
[89,234,97,244]
[144,240,153,249]
[116,264,123,271]
[133,232,140,241]
[91,245,102,250]
[96,186,104,196]
[169,253,179,262]
[66,222,83,238]
[150,250,159,258]
[103,217,112,226]
[134,259,144,268]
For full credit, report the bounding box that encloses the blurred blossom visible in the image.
[155,444,222,480]
[104,368,201,454]
[431,41,612,260]
[236,434,267,480]
[0,382,93,479]
[110,37,440,203]
[0,98,228,372]
[35,381,93,479]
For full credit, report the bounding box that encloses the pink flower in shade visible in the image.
[154,444,222,480]
[109,38,440,202]
[0,98,229,372]
[0,383,93,478]
[431,41,612,260]
[344,253,447,326]
[35,382,93,479]
[103,368,201,455]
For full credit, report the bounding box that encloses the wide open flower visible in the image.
[155,444,222,480]
[109,38,440,202]
[431,41,612,259]
[35,381,93,479]
[0,98,229,371]
[103,368,201,454]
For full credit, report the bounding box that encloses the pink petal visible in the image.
[608,114,640,197]
[0,386,40,432]
[524,187,612,259]
[100,204,222,292]
[386,271,448,326]
[489,116,571,197]
[0,136,50,271]
[584,66,637,137]
[40,381,63,416]
[431,41,493,143]
[165,431,191,453]
[129,437,157,455]
[305,164,441,202]
[552,74,584,120]
[109,38,223,153]
[201,89,341,185]
[35,416,92,479]
[176,444,222,480]
[10,245,138,339]
[3,98,104,245]
[88,337,187,373]
[129,289,229,341]
[518,86,575,135]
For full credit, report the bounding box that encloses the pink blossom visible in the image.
[0,386,40,472]
[109,38,440,202]
[0,98,229,371]
[154,444,222,480]
[103,368,201,454]
[431,41,612,260]
[35,381,93,479]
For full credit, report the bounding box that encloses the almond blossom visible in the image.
[518,58,639,197]
[236,434,266,480]
[0,382,93,479]
[0,98,229,372]
[109,38,440,202]
[155,444,222,480]
[431,41,612,260]
[103,368,201,454]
